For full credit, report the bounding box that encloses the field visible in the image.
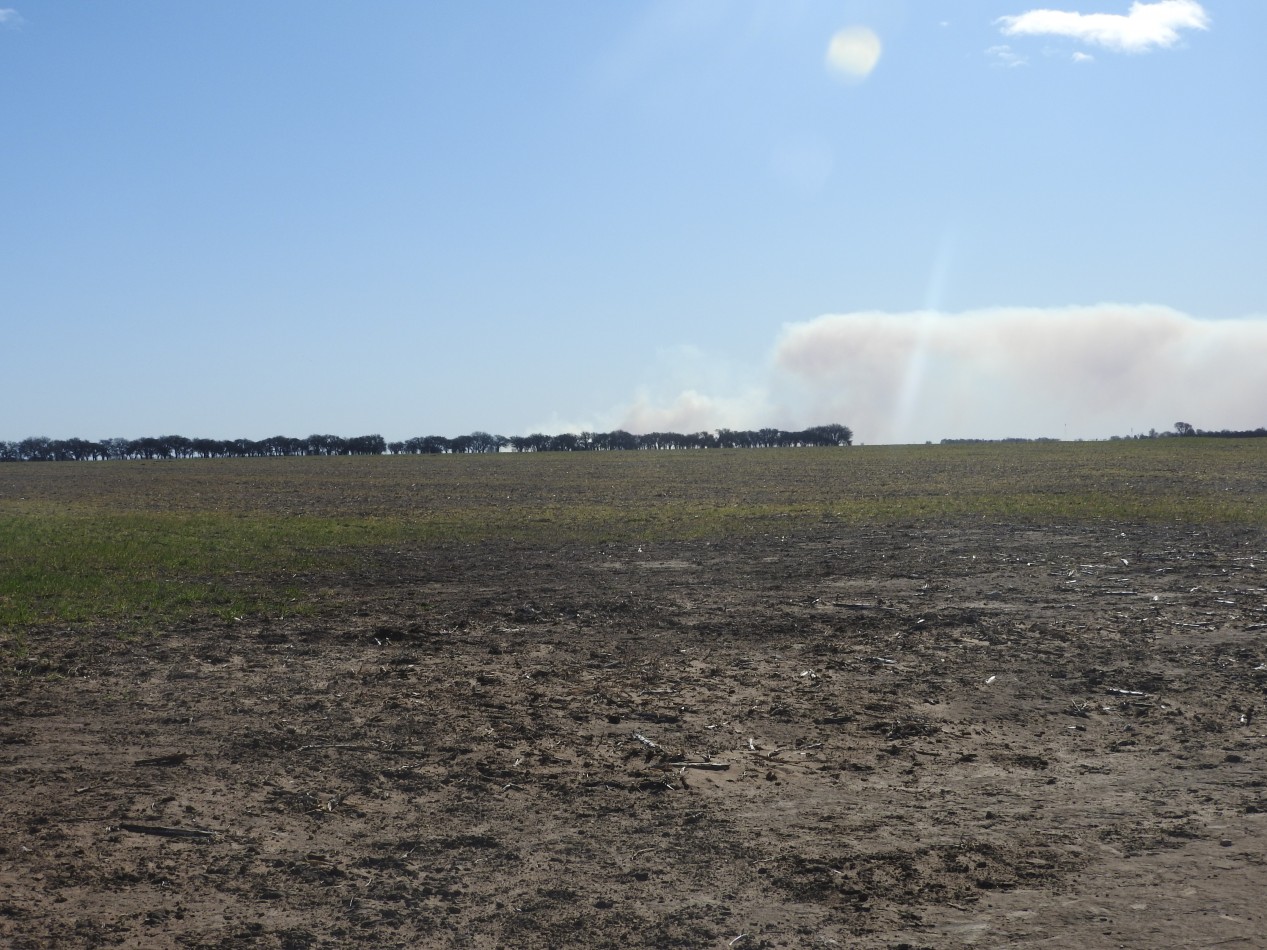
[3,441,1267,948]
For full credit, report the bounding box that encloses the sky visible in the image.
[2,0,1264,444]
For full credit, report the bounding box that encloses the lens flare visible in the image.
[826,26,882,82]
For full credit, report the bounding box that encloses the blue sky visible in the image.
[2,1,1263,444]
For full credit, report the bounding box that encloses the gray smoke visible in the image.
[773,304,1267,442]
[585,304,1267,442]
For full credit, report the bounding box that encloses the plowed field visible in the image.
[3,444,1266,948]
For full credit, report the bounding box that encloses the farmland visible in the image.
[2,440,1267,947]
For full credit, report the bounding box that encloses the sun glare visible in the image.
[826,26,882,82]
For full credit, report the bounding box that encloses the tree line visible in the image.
[0,425,853,462]
[1110,422,1267,440]
[939,423,1267,445]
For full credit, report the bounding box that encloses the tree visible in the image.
[160,435,194,458]
[1174,421,1196,437]
[306,434,348,456]
[18,437,52,461]
[466,431,503,454]
[59,437,102,461]
[127,436,163,459]
[102,437,130,460]
[802,424,853,446]
[347,434,387,455]
[607,429,638,451]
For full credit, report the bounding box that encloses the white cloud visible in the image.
[826,26,882,81]
[1072,51,1095,62]
[0,8,21,25]
[987,44,1029,67]
[998,1,1210,54]
[580,305,1267,444]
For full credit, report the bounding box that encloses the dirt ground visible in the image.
[3,520,1266,948]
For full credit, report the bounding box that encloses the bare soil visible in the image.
[4,521,1267,948]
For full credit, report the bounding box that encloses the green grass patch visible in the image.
[0,505,349,636]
